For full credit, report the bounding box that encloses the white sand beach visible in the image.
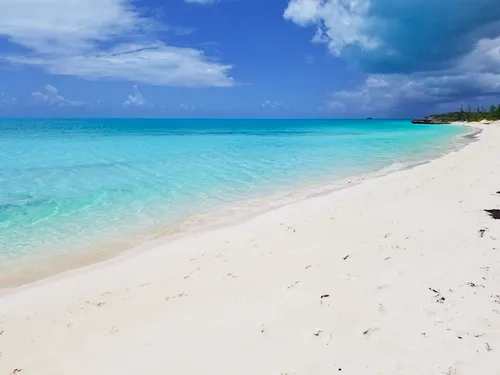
[1,122,500,375]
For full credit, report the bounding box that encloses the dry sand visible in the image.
[1,122,500,375]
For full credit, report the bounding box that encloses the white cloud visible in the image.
[284,0,376,54]
[260,100,284,109]
[183,0,217,4]
[0,0,235,87]
[0,92,17,107]
[284,0,500,73]
[124,85,149,108]
[285,0,500,113]
[31,84,83,107]
[180,104,194,111]
[326,39,500,114]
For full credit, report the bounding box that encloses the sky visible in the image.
[0,0,500,118]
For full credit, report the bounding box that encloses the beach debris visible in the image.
[286,281,301,289]
[376,284,388,291]
[466,282,484,288]
[320,294,331,306]
[343,254,350,260]
[457,335,463,339]
[362,327,377,336]
[378,303,385,313]
[165,293,187,301]
[429,287,446,303]
[384,257,391,261]
[486,343,492,352]
[479,228,487,237]
[485,209,500,220]
[313,330,332,345]
[140,282,151,288]
[105,326,118,336]
[11,369,22,375]
[384,233,391,238]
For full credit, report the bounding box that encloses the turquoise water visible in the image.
[0,119,467,279]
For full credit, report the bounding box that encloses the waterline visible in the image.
[0,119,469,287]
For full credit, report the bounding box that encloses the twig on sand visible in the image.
[362,327,378,336]
[343,254,350,260]
[466,282,485,288]
[286,281,301,289]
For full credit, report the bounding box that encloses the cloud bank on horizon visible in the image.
[284,0,500,113]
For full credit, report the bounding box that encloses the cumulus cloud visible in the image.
[284,0,500,113]
[0,0,234,87]
[260,100,284,109]
[284,0,500,73]
[31,84,83,107]
[327,37,500,114]
[124,85,150,108]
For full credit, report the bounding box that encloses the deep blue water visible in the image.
[0,118,467,273]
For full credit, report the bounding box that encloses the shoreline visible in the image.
[0,124,475,290]
[1,122,499,374]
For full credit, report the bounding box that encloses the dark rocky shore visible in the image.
[411,117,450,124]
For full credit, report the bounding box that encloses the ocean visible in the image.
[0,118,468,285]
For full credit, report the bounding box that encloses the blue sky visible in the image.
[0,0,499,118]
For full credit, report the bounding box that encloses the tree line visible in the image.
[430,104,500,122]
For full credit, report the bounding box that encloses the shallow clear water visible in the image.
[0,118,467,275]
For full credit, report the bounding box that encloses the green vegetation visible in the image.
[430,104,500,122]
